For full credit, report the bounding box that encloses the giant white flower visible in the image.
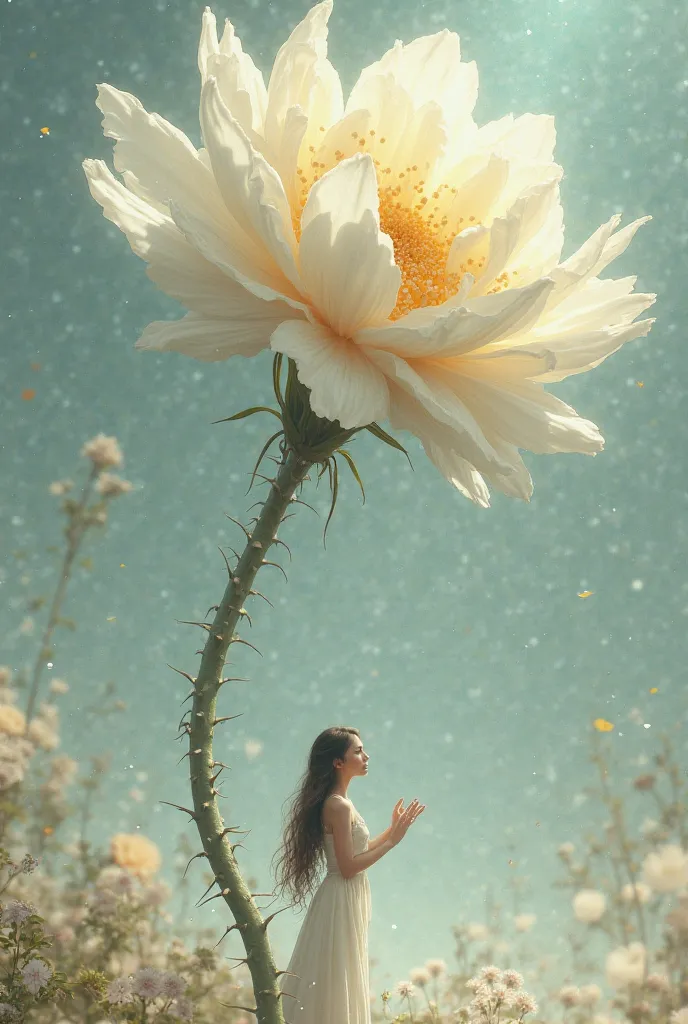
[83,2,655,506]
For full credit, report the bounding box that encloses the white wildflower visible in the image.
[620,881,652,904]
[606,942,647,988]
[578,984,602,1006]
[513,913,536,932]
[643,845,688,893]
[21,959,52,994]
[573,888,606,922]
[106,976,133,1004]
[96,472,133,497]
[81,434,123,469]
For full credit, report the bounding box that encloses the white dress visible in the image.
[281,808,372,1024]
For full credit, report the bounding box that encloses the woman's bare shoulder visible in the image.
[323,794,352,811]
[322,794,353,830]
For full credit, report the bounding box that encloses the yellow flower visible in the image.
[83,2,654,506]
[110,833,161,877]
[0,704,26,736]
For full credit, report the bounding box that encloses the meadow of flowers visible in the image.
[1,436,686,1024]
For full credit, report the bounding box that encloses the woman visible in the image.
[272,726,425,1024]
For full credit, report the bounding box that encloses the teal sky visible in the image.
[0,0,686,997]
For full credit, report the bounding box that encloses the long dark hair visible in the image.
[272,726,359,910]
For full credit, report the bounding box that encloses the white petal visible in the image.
[270,319,389,428]
[448,154,510,225]
[200,78,301,292]
[481,440,534,501]
[541,275,656,334]
[365,348,512,475]
[198,8,267,137]
[475,178,562,294]
[347,31,478,150]
[299,154,401,335]
[136,310,295,361]
[534,319,655,384]
[356,277,553,358]
[169,199,309,316]
[422,439,492,507]
[95,83,281,291]
[476,113,557,165]
[545,215,650,312]
[264,1,343,200]
[97,83,221,223]
[436,371,604,455]
[83,157,299,323]
[346,71,447,186]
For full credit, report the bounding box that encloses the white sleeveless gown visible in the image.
[281,809,372,1024]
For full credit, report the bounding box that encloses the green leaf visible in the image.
[336,449,366,504]
[212,405,282,425]
[366,422,413,468]
[273,352,286,411]
[323,457,339,547]
[247,429,285,492]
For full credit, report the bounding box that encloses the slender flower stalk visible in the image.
[24,436,131,725]
[24,466,98,725]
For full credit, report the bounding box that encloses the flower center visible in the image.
[296,130,489,321]
[377,173,462,321]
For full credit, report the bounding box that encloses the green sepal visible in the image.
[366,422,413,468]
[213,406,282,425]
[336,448,366,504]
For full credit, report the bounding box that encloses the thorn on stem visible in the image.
[197,888,230,908]
[213,714,243,726]
[182,851,208,878]
[260,559,288,583]
[229,637,262,657]
[225,514,252,541]
[248,588,273,608]
[167,664,197,686]
[272,537,292,561]
[160,800,198,822]
[261,905,292,932]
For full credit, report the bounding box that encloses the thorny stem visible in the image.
[185,443,313,1024]
[24,466,98,724]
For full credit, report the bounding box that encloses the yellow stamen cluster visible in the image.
[294,128,495,320]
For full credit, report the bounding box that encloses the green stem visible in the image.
[25,467,98,724]
[187,443,313,1024]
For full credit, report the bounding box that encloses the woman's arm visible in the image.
[367,825,392,853]
[329,799,395,879]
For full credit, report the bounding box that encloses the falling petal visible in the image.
[593,718,614,733]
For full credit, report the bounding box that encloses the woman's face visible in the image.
[342,736,369,777]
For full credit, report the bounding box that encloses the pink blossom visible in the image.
[159,972,187,1000]
[2,900,37,925]
[21,959,52,994]
[132,967,164,999]
[107,977,133,1005]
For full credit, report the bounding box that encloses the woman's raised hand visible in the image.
[388,798,425,846]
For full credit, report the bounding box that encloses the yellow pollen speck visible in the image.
[378,182,463,321]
